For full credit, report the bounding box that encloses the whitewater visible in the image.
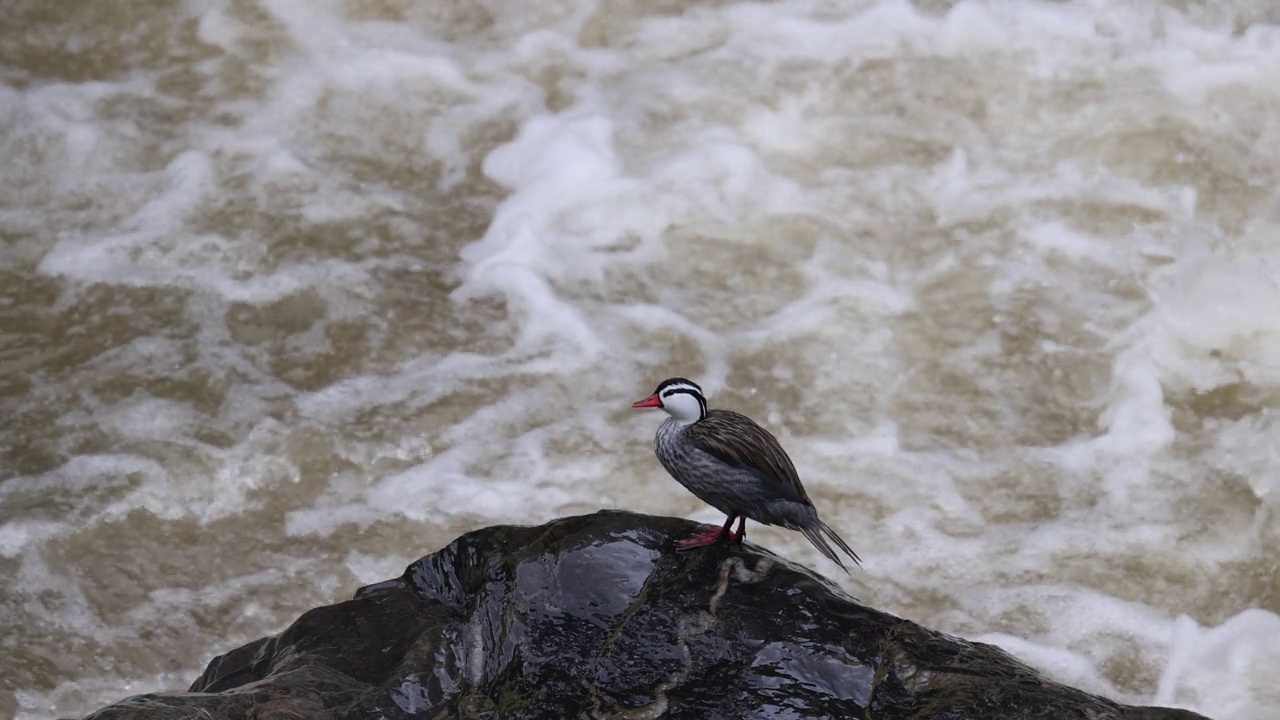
[1,1,1278,718]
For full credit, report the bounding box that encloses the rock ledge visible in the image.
[82,510,1211,720]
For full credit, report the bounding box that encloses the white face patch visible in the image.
[659,383,705,424]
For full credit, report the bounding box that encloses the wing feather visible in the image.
[685,410,810,503]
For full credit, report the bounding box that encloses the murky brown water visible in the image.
[2,1,1279,718]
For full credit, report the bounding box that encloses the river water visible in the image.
[2,1,1278,718]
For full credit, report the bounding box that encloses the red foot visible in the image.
[676,524,742,551]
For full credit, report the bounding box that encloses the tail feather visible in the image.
[799,520,862,573]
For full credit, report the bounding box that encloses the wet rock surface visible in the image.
[80,510,1211,720]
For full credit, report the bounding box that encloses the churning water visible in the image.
[2,1,1279,717]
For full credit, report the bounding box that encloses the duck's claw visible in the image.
[676,525,731,551]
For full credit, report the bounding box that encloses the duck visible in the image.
[632,377,862,572]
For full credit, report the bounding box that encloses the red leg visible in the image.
[676,515,736,551]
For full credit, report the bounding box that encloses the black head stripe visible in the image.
[654,377,702,395]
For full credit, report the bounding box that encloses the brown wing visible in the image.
[685,409,810,503]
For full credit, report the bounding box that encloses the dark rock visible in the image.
[80,510,1213,720]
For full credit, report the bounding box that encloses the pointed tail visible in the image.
[799,520,862,573]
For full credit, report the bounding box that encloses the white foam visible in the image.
[969,631,1125,700]
[79,396,201,442]
[344,550,413,586]
[0,456,159,558]
[1146,245,1280,392]
[1155,611,1280,718]
[0,521,64,559]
